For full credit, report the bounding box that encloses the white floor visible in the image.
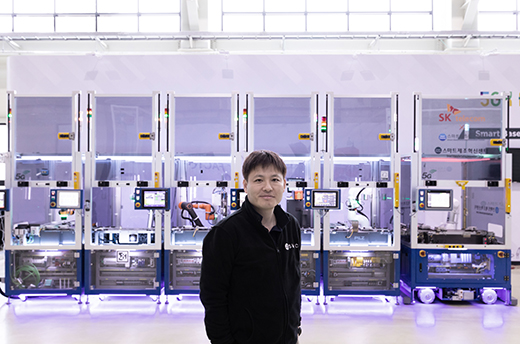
[1,251,520,344]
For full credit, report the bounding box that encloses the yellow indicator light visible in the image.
[506,178,511,214]
[394,173,400,208]
[74,172,80,190]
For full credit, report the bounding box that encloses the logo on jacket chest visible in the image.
[285,243,299,250]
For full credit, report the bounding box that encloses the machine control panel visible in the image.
[50,189,83,209]
[304,189,340,210]
[134,188,170,210]
[230,188,245,210]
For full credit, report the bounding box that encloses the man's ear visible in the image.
[243,179,248,192]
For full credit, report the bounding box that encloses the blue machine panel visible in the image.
[301,251,321,296]
[5,250,82,296]
[400,246,512,303]
[323,250,400,296]
[85,249,161,295]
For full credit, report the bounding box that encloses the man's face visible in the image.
[243,164,286,213]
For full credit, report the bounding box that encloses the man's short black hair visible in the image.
[242,150,287,181]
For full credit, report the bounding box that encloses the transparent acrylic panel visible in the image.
[328,187,394,247]
[95,96,153,156]
[392,0,433,11]
[14,0,54,14]
[222,0,263,12]
[254,97,311,157]
[174,158,232,182]
[427,253,495,280]
[90,187,156,246]
[391,13,432,31]
[333,158,391,182]
[169,250,202,291]
[349,14,390,31]
[11,187,77,246]
[400,157,412,244]
[285,159,309,181]
[421,159,501,181]
[10,250,79,291]
[327,251,396,291]
[466,187,506,244]
[15,97,73,156]
[90,250,158,290]
[417,186,504,245]
[421,98,503,180]
[334,97,392,157]
[15,159,73,182]
[175,97,232,156]
[95,158,153,181]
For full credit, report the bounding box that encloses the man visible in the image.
[200,150,302,344]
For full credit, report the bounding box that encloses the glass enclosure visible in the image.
[94,96,154,181]
[420,98,503,181]
[14,97,73,181]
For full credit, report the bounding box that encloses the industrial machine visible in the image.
[400,93,514,305]
[4,92,83,299]
[84,92,163,298]
[163,93,241,297]
[245,93,322,297]
[322,93,401,300]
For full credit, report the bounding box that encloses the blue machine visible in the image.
[400,93,515,305]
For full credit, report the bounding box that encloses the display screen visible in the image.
[312,190,340,209]
[0,190,5,210]
[426,190,452,210]
[143,190,167,208]
[57,190,82,209]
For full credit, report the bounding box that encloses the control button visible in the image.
[231,202,236,208]
[135,202,141,208]
[419,203,424,208]
[305,202,311,207]
[50,202,56,207]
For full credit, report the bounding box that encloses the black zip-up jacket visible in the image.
[200,197,301,344]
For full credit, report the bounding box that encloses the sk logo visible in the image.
[439,104,461,122]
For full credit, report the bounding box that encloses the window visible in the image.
[479,0,519,31]
[4,0,181,33]
[221,0,434,32]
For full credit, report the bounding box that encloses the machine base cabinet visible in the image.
[400,245,515,305]
[323,250,400,296]
[5,249,82,296]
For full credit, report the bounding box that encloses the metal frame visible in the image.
[5,91,82,251]
[322,92,401,252]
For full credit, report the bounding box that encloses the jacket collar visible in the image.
[242,196,289,229]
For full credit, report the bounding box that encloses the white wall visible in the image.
[5,53,520,258]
